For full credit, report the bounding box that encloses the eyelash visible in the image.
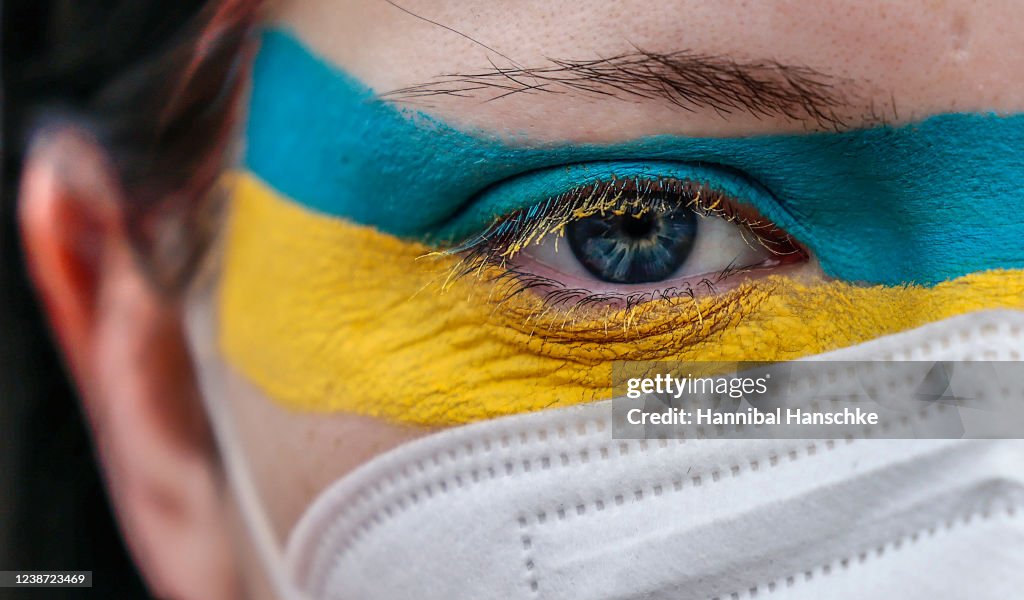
[437,174,806,314]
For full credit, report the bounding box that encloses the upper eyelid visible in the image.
[433,160,786,248]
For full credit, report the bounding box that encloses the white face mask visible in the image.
[188,308,1024,600]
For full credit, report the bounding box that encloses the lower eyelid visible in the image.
[499,253,818,312]
[480,272,783,353]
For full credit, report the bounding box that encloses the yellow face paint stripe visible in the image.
[218,172,1024,426]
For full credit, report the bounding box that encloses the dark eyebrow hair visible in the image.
[382,50,880,131]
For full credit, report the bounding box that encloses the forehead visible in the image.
[271,0,1024,139]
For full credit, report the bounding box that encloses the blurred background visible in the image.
[2,2,208,597]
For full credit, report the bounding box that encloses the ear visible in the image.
[18,128,238,600]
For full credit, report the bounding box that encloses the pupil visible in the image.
[619,213,657,239]
[566,206,697,284]
[614,210,655,237]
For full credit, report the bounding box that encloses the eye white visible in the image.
[523,212,772,285]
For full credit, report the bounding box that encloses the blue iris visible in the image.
[566,207,697,284]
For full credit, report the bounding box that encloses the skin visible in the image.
[16,1,1024,598]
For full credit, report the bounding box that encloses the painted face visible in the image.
[223,29,1024,425]
[191,0,1024,566]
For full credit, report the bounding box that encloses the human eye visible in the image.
[442,161,811,315]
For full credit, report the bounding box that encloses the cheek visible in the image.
[217,173,1024,428]
[218,363,430,540]
[217,173,615,425]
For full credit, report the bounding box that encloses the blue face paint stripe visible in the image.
[244,28,1024,287]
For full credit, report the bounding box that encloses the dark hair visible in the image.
[2,1,260,596]
[96,0,262,291]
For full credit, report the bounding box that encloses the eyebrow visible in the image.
[383,50,876,131]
